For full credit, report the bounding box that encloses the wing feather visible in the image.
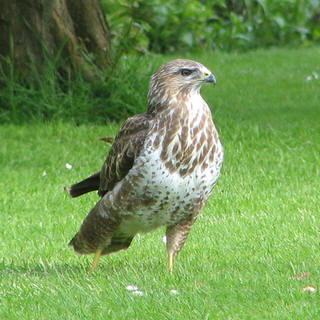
[98,112,152,196]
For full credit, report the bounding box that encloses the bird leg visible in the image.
[166,214,197,274]
[168,252,174,275]
[90,248,102,272]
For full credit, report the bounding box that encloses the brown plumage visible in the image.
[99,137,114,144]
[68,59,224,273]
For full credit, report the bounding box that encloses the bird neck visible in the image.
[147,87,202,115]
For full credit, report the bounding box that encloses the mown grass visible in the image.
[1,47,320,319]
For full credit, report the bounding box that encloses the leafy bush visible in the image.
[102,0,320,53]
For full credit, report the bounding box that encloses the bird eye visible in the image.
[181,69,193,76]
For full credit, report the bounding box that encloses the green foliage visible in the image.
[1,1,319,123]
[1,48,320,319]
[0,55,159,124]
[103,0,320,53]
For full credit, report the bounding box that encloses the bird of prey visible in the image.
[67,59,223,273]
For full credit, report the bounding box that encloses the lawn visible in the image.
[0,47,320,319]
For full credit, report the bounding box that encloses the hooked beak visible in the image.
[205,73,216,85]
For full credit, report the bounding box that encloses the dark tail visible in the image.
[67,171,101,198]
[68,232,93,254]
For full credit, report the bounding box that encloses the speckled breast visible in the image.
[107,114,223,234]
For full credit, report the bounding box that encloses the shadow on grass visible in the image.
[0,260,90,277]
[0,257,160,279]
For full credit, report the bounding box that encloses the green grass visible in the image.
[1,47,320,319]
[0,55,157,124]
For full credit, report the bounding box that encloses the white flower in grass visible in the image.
[42,171,47,176]
[126,285,138,291]
[126,285,145,296]
[302,286,316,293]
[162,236,167,244]
[66,163,73,169]
[132,290,145,296]
[170,289,179,295]
[306,72,319,82]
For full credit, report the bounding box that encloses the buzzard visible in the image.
[68,59,223,273]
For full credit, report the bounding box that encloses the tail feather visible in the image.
[68,232,94,254]
[69,232,134,256]
[67,171,100,198]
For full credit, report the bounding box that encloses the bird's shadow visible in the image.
[0,257,160,279]
[0,260,97,278]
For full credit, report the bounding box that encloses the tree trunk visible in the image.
[0,0,113,80]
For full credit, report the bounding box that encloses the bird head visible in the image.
[148,59,216,111]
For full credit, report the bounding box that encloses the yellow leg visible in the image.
[90,248,102,272]
[168,252,174,275]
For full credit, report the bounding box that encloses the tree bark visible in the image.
[0,0,113,79]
